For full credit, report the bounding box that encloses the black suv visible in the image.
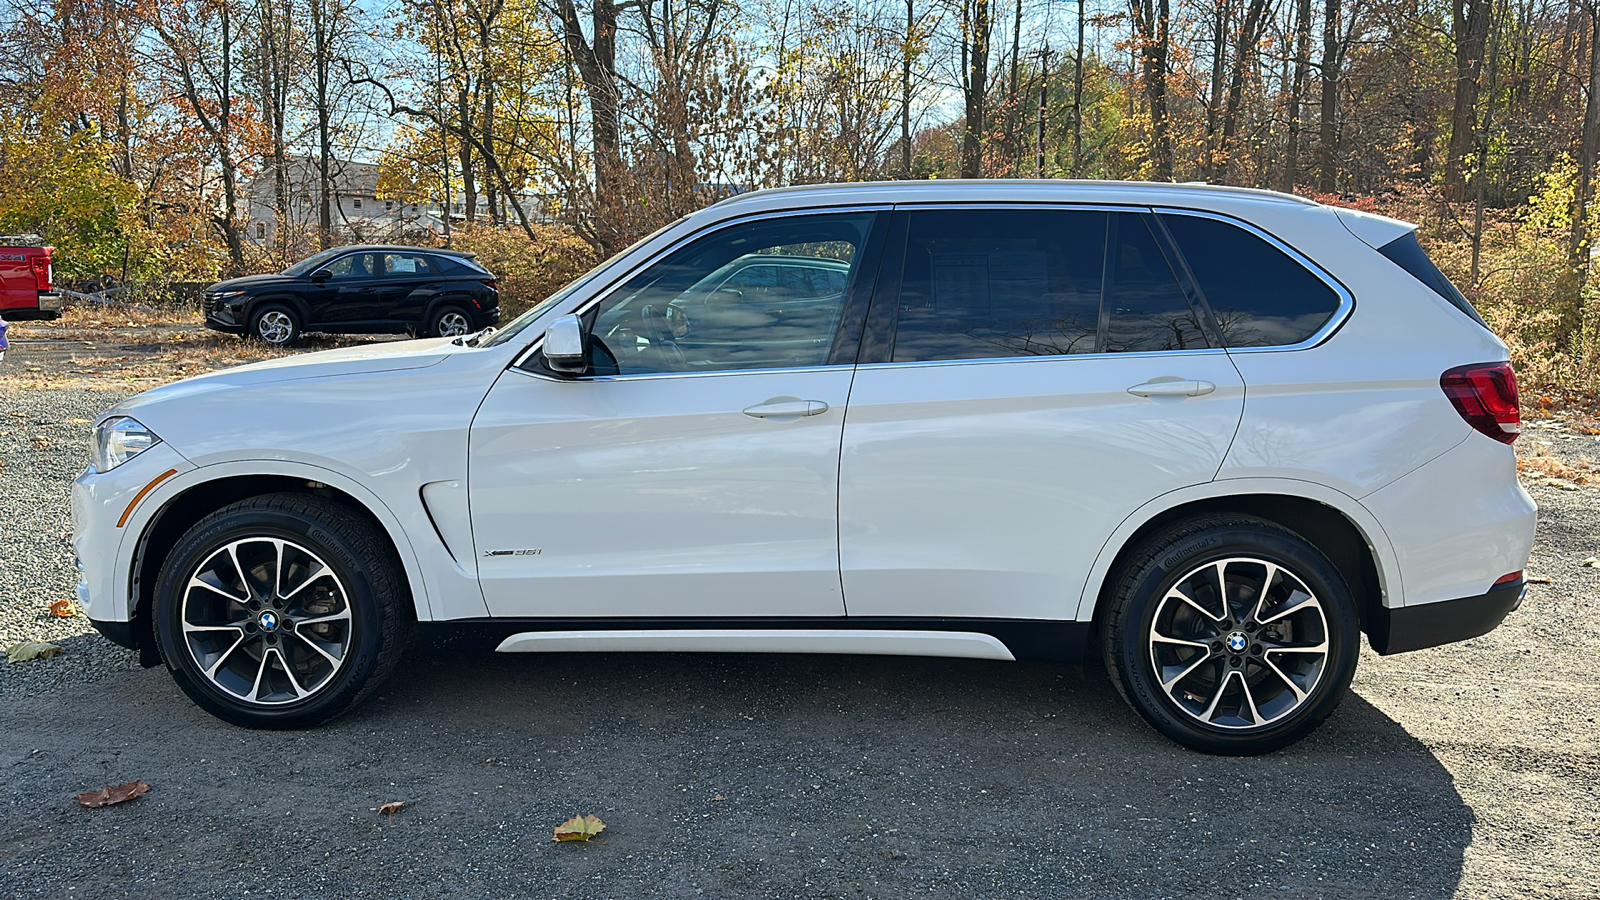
[203,245,501,345]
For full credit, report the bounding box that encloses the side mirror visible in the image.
[309,269,332,282]
[542,314,587,375]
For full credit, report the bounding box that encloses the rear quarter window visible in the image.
[1161,213,1343,348]
[1376,232,1489,329]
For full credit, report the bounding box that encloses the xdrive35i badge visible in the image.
[483,549,543,557]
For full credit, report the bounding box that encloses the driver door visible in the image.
[468,211,884,619]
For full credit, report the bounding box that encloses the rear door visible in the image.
[379,251,445,324]
[838,207,1245,621]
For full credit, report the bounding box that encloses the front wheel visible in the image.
[153,494,411,728]
[1100,514,1359,755]
[251,304,301,346]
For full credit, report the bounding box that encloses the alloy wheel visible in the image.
[436,311,471,336]
[180,537,353,705]
[1147,557,1330,730]
[257,310,294,344]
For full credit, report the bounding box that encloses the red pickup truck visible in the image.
[1,238,62,320]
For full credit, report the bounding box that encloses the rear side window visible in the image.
[1377,232,1489,328]
[891,209,1108,361]
[1161,214,1342,348]
[1103,214,1208,352]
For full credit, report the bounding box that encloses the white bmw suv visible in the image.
[72,181,1535,754]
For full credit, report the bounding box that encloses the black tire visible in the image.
[152,493,412,728]
[1099,514,1359,755]
[426,304,474,338]
[251,303,302,346]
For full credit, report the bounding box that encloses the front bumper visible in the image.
[1367,577,1526,654]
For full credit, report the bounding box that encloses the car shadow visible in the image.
[0,647,1471,898]
[359,649,1472,898]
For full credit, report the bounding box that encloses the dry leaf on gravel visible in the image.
[378,801,405,818]
[31,435,50,449]
[553,814,606,842]
[1581,557,1599,567]
[4,641,62,663]
[75,781,151,808]
[48,598,77,617]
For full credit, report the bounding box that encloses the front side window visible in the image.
[1160,213,1342,348]
[1103,214,1208,353]
[586,213,873,375]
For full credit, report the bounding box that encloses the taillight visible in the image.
[481,278,498,291]
[1440,361,1520,444]
[31,255,52,292]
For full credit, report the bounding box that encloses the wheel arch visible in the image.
[122,463,433,666]
[1077,480,1398,635]
[244,294,312,327]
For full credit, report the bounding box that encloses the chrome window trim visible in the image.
[509,362,856,384]
[1152,207,1355,353]
[510,205,891,376]
[889,201,1150,213]
[855,346,1230,372]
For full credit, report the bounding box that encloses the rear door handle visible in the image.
[1128,380,1216,397]
[743,399,829,418]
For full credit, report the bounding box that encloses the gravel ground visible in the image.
[0,349,1597,899]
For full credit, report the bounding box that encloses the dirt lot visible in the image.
[1,312,1597,899]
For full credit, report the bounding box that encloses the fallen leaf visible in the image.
[712,794,727,802]
[1526,576,1551,584]
[31,435,50,449]
[553,814,606,842]
[48,598,77,617]
[378,801,405,818]
[1582,557,1599,568]
[4,641,63,663]
[75,780,151,808]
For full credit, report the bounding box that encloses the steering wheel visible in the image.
[638,304,687,369]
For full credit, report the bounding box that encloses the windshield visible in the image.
[282,247,349,276]
[481,219,686,348]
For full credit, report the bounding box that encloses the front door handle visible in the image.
[743,399,829,418]
[1128,380,1216,397]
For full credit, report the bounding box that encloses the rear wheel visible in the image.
[1100,514,1359,755]
[153,494,411,728]
[427,305,473,338]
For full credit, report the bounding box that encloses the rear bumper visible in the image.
[1367,577,1525,654]
[1,293,62,319]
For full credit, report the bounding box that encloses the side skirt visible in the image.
[417,617,1092,664]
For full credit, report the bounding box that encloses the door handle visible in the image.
[743,399,829,418]
[1127,380,1216,397]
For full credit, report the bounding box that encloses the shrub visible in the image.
[446,224,597,318]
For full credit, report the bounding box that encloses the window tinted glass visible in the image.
[892,209,1106,362]
[324,252,377,280]
[1103,214,1207,352]
[1378,232,1489,328]
[1161,214,1341,347]
[588,213,871,375]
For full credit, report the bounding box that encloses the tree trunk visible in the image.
[1219,0,1272,181]
[1573,1,1600,300]
[312,0,333,249]
[1072,0,1085,173]
[1444,0,1494,200]
[960,0,993,178]
[1317,0,1342,192]
[1284,0,1312,190]
[902,0,913,178]
[556,0,623,253]
[1129,0,1174,180]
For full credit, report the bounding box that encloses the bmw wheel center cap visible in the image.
[259,611,280,632]
[1226,632,1248,653]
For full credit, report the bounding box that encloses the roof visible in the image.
[703,179,1323,217]
[323,244,476,257]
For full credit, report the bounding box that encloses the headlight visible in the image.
[93,416,161,472]
[213,290,246,302]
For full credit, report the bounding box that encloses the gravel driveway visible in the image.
[1,350,1596,899]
